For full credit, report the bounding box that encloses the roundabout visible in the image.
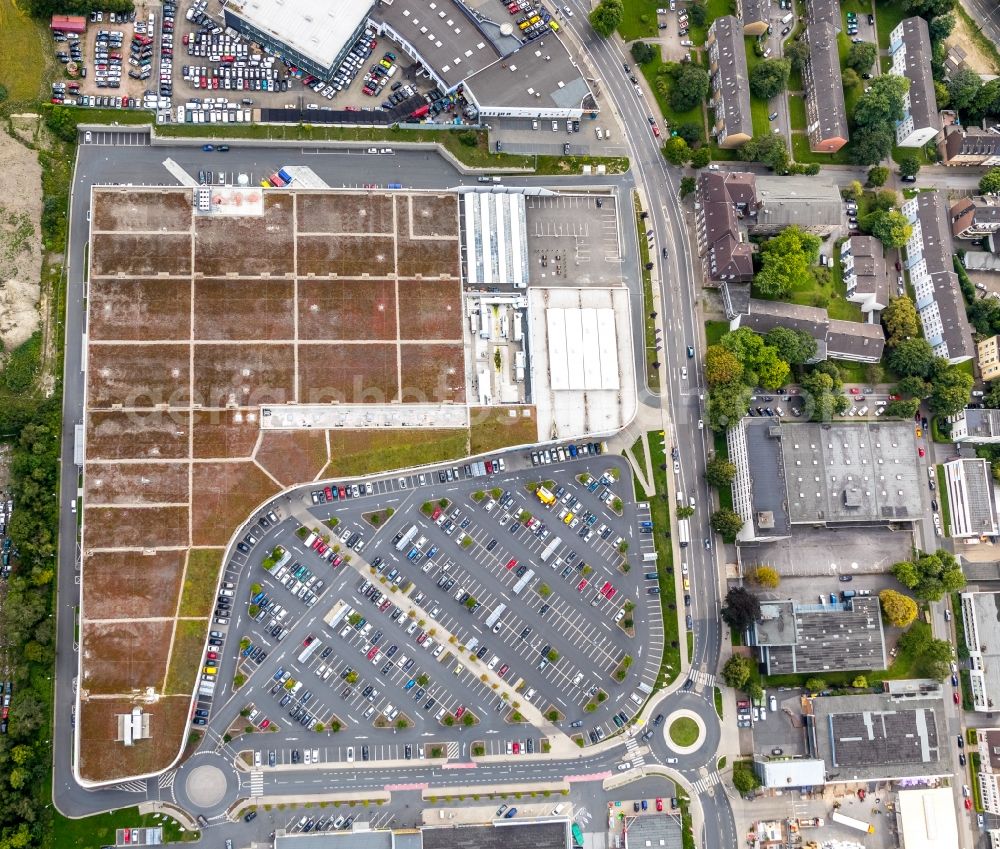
[662,708,707,756]
[668,716,700,748]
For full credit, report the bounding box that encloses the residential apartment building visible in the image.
[980,336,1000,382]
[950,196,1000,240]
[707,16,753,149]
[961,592,1000,712]
[943,459,999,539]
[950,408,1000,444]
[938,124,1000,166]
[840,235,889,315]
[735,0,769,35]
[802,22,849,152]
[694,170,757,283]
[804,0,841,30]
[888,18,940,147]
[901,191,974,363]
[976,729,1000,815]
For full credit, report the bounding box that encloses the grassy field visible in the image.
[618,0,660,42]
[787,94,806,132]
[0,0,54,103]
[640,53,706,133]
[669,716,699,745]
[791,132,852,164]
[705,320,728,347]
[752,263,861,322]
[51,808,198,848]
[635,434,682,690]
[469,407,539,454]
[744,39,772,137]
[874,0,908,52]
[712,430,735,513]
[827,246,864,322]
[326,430,470,477]
[634,193,661,392]
[953,4,1000,75]
[178,548,224,617]
[689,0,731,47]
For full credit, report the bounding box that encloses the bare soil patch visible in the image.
[91,189,191,233]
[947,16,999,75]
[178,548,224,617]
[191,408,260,458]
[165,619,210,695]
[404,194,459,238]
[192,278,294,340]
[399,343,466,403]
[82,550,187,620]
[297,278,397,340]
[190,462,279,546]
[194,199,294,277]
[90,233,192,277]
[87,410,191,460]
[191,343,295,407]
[84,505,189,549]
[297,192,394,234]
[78,695,190,781]
[87,342,191,409]
[255,430,329,486]
[297,234,395,277]
[298,342,399,404]
[88,278,192,341]
[0,130,43,352]
[81,619,174,694]
[470,406,539,453]
[324,429,469,477]
[85,462,189,505]
[397,279,463,340]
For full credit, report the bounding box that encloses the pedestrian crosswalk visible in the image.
[114,780,147,793]
[625,736,646,768]
[690,772,721,794]
[157,770,176,790]
[446,742,460,759]
[690,669,716,688]
[250,770,264,796]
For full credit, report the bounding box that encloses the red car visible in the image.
[455,706,466,719]
[339,486,347,499]
[506,558,518,570]
[655,798,663,812]
[304,635,314,647]
[124,831,131,844]
[260,719,270,729]
[432,507,442,520]
[850,387,861,395]
[918,447,925,457]
[652,124,660,137]
[954,692,960,704]
[485,460,494,473]
[206,651,218,660]
[888,393,901,401]
[577,579,588,592]
[325,486,333,500]
[367,646,378,660]
[512,741,520,754]
[965,798,973,810]
[498,664,509,677]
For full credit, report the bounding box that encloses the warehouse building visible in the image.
[223,0,373,81]
[462,192,529,289]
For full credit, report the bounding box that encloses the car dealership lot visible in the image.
[208,450,659,768]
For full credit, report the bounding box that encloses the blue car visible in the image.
[202,144,214,151]
[404,679,416,690]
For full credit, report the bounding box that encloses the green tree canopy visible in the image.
[722,586,762,632]
[971,78,1000,121]
[896,622,954,680]
[927,366,974,416]
[845,41,878,73]
[764,326,818,364]
[668,63,710,112]
[897,375,930,398]
[630,41,657,64]
[867,165,889,187]
[980,167,1000,195]
[679,176,697,198]
[711,508,745,538]
[732,762,762,794]
[662,136,691,166]
[705,345,744,386]
[899,156,921,179]
[888,337,937,378]
[883,296,921,344]
[738,132,789,171]
[892,548,966,601]
[948,67,984,112]
[589,0,623,37]
[720,327,790,389]
[690,146,712,168]
[928,13,955,43]
[707,381,752,430]
[705,454,737,487]
[865,209,912,248]
[879,589,918,627]
[749,58,791,99]
[784,39,809,71]
[754,226,821,299]
[849,124,896,166]
[854,75,909,128]
[721,655,754,689]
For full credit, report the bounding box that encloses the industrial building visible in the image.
[749,597,887,675]
[274,821,571,849]
[223,0,373,81]
[727,419,923,542]
[961,592,1000,712]
[943,458,999,539]
[895,787,960,849]
[462,192,529,289]
[902,191,974,364]
[706,16,753,150]
[752,758,826,790]
[888,18,940,148]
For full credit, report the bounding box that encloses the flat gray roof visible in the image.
[275,831,393,849]
[752,175,843,230]
[960,407,1000,439]
[423,822,569,849]
[226,0,372,67]
[742,418,792,536]
[463,36,593,112]
[623,814,683,849]
[811,693,951,781]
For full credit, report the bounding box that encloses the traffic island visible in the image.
[662,708,706,755]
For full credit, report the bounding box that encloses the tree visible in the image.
[867,165,889,187]
[630,41,657,64]
[679,176,697,198]
[971,78,1000,121]
[708,381,752,430]
[928,367,975,416]
[674,122,704,145]
[687,1,707,26]
[722,586,762,632]
[899,155,921,179]
[732,762,762,793]
[866,209,912,248]
[934,79,950,110]
[764,327,818,365]
[883,296,920,344]
[851,675,868,689]
[897,622,954,680]
[706,454,737,487]
[690,146,712,169]
[785,39,809,71]
[846,41,878,73]
[720,326,791,389]
[755,226,821,299]
[888,337,936,378]
[854,75,909,129]
[849,123,896,166]
[589,0,623,37]
[749,58,791,99]
[892,548,966,601]
[879,589,918,627]
[985,381,1000,409]
[885,398,921,419]
[873,188,899,211]
[842,67,860,89]
[721,655,754,689]
[669,63,710,112]
[800,367,849,422]
[677,505,696,519]
[948,67,984,112]
[980,167,1000,196]
[928,13,955,43]
[898,375,930,398]
[662,136,691,166]
[751,566,780,589]
[804,677,827,693]
[705,345,744,386]
[739,132,789,171]
[844,180,864,202]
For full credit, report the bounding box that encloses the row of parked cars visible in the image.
[531,442,605,465]
[308,29,379,100]
[159,4,176,100]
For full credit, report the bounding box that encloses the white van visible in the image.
[780,12,793,23]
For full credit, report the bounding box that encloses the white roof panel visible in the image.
[547,308,569,390]
[597,308,620,390]
[580,308,601,389]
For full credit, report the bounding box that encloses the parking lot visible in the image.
[202,448,663,766]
